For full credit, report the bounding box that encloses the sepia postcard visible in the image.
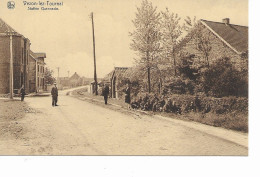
[0,0,248,157]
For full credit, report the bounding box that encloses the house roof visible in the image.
[200,19,248,54]
[177,19,248,55]
[34,53,46,58]
[0,18,22,36]
[30,50,46,60]
[69,72,81,80]
[113,67,129,76]
[103,67,130,81]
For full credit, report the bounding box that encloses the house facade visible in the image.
[28,51,46,93]
[102,67,129,99]
[0,18,31,94]
[0,18,46,94]
[177,18,248,70]
[35,53,46,92]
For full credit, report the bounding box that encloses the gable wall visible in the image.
[180,24,247,70]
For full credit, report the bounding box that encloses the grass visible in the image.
[71,88,248,133]
[160,111,248,132]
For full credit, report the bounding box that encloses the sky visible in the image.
[0,0,248,78]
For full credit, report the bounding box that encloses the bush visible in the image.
[162,78,195,95]
[130,93,248,132]
[131,93,248,115]
[200,57,248,97]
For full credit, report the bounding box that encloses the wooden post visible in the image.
[57,67,60,85]
[91,12,98,95]
[36,59,38,93]
[9,34,13,99]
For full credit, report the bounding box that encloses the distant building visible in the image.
[69,72,82,87]
[57,72,85,89]
[0,18,30,94]
[57,77,70,89]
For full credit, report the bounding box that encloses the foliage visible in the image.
[127,1,247,99]
[160,8,183,75]
[129,0,162,93]
[44,67,55,85]
[130,93,248,132]
[200,57,248,97]
[184,16,212,66]
[176,51,199,80]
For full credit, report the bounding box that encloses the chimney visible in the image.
[222,18,230,25]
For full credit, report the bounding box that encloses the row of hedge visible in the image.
[130,93,248,114]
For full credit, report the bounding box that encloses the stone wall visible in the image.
[180,25,247,70]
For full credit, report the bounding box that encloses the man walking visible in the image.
[51,83,58,106]
[102,85,109,105]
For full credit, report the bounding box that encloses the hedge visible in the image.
[131,93,248,114]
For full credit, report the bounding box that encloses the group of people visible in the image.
[19,83,59,107]
[102,83,131,108]
[20,82,134,109]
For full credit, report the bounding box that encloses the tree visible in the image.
[184,16,212,67]
[44,67,55,85]
[161,8,183,76]
[129,0,161,93]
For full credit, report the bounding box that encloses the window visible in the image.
[38,65,39,72]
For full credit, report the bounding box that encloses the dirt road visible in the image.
[0,88,248,155]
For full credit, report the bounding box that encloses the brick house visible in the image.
[177,18,248,70]
[0,18,30,94]
[29,51,46,93]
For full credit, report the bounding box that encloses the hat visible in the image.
[54,82,57,85]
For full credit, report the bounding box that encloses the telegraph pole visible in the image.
[9,32,14,99]
[57,67,60,85]
[67,70,70,78]
[90,12,98,95]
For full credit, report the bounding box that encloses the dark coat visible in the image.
[51,87,58,97]
[103,86,109,97]
[125,87,131,104]
[20,88,25,96]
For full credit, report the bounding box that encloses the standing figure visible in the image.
[20,85,25,101]
[125,84,131,109]
[103,85,109,105]
[51,83,58,106]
